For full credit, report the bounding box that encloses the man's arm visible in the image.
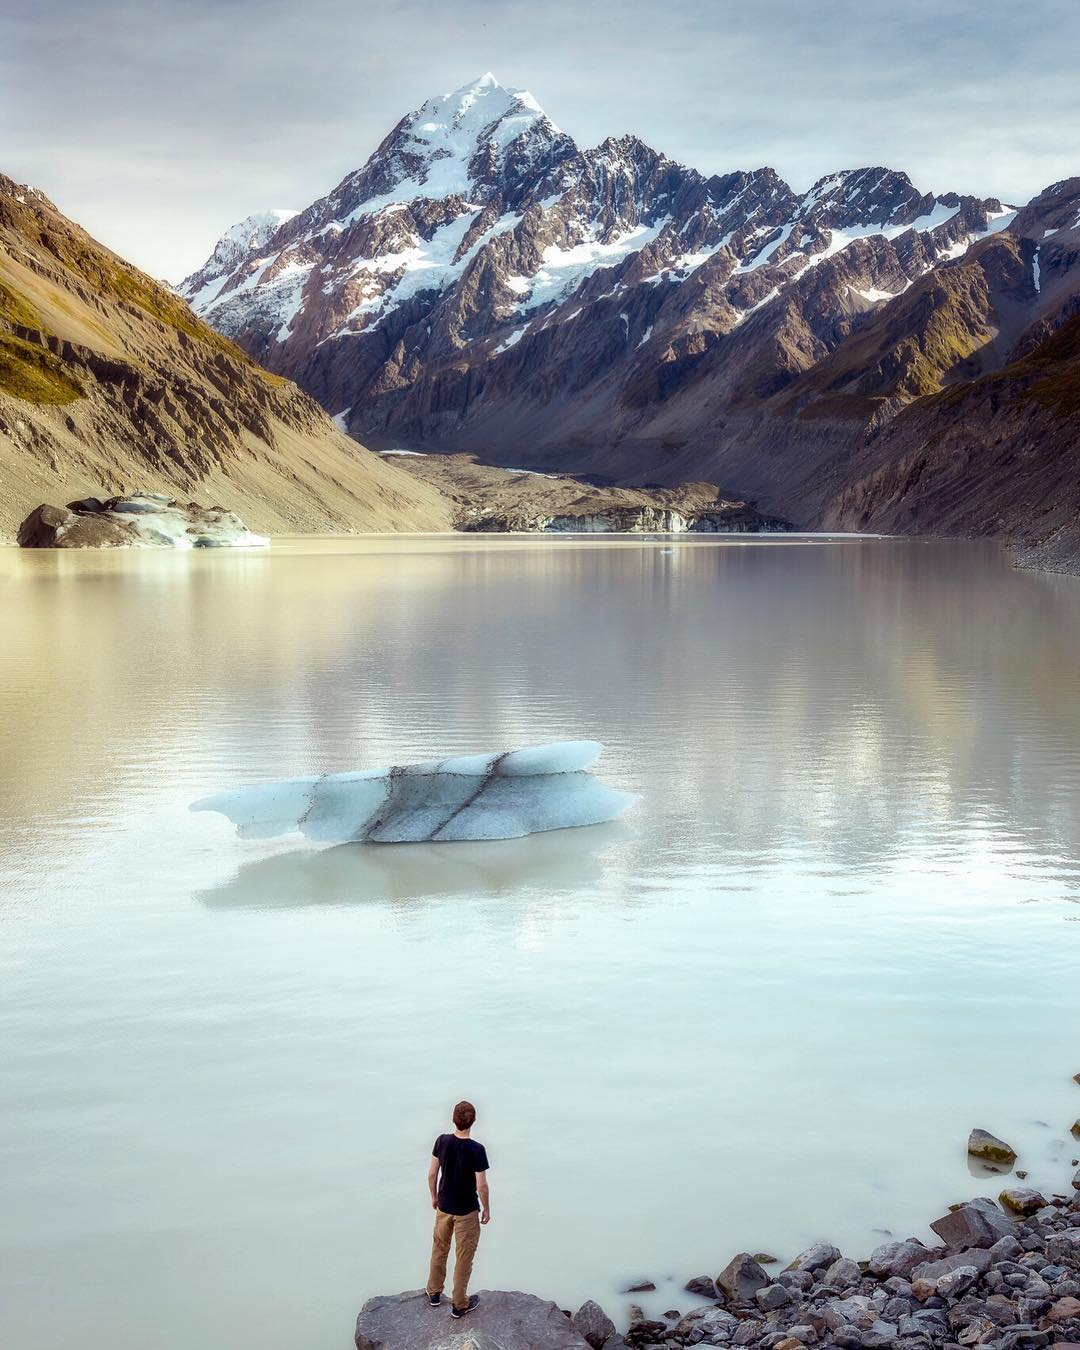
[477,1170,491,1224]
[428,1156,440,1210]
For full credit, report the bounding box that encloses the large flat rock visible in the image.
[355,1289,593,1350]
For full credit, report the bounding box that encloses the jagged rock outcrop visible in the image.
[0,174,451,539]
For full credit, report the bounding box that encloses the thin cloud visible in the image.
[4,0,1077,278]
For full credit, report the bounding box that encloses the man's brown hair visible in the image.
[452,1100,476,1130]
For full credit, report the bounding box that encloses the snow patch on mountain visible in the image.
[508,219,670,311]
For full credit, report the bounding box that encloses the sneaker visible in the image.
[427,1293,441,1307]
[450,1295,479,1319]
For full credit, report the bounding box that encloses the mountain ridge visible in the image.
[0,174,452,538]
[180,74,1080,566]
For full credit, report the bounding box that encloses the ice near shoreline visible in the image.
[191,741,636,843]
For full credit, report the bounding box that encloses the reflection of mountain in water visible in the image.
[4,537,1080,904]
[197,822,628,909]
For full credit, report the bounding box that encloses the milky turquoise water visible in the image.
[1,535,1078,1350]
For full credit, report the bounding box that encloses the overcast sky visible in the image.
[4,0,1077,281]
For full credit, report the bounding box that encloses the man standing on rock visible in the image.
[426,1100,491,1319]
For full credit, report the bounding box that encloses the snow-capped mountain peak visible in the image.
[180,77,1023,449]
[372,71,561,197]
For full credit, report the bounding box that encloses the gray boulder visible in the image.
[756,1283,793,1311]
[718,1252,769,1302]
[674,1307,739,1340]
[822,1295,875,1331]
[989,1234,1025,1261]
[912,1248,993,1282]
[899,1308,949,1338]
[787,1243,842,1272]
[930,1198,1017,1249]
[17,502,138,548]
[1072,1166,1080,1192]
[936,1266,980,1299]
[999,1188,1046,1215]
[1046,1230,1080,1272]
[822,1257,862,1290]
[570,1300,615,1350]
[967,1129,1018,1165]
[867,1239,928,1279]
[683,1275,717,1297]
[354,1290,591,1350]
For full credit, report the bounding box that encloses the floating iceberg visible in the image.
[190,741,636,844]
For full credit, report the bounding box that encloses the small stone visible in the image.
[755,1285,793,1312]
[718,1253,769,1303]
[753,1253,780,1265]
[572,1299,617,1349]
[1072,1120,1080,1140]
[622,1279,656,1293]
[1000,1187,1047,1215]
[774,1340,803,1350]
[733,1319,765,1345]
[1073,1167,1080,1192]
[662,1309,679,1320]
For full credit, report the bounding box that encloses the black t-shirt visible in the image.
[433,1134,489,1215]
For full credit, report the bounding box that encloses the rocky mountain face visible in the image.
[0,176,450,540]
[182,75,1080,565]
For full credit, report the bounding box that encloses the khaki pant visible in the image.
[426,1208,481,1308]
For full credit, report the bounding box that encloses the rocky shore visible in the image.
[356,1121,1080,1350]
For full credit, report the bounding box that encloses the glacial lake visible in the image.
[2,534,1079,1350]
